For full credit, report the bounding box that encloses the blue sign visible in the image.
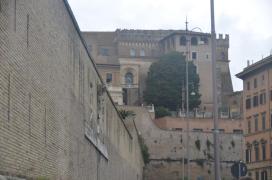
[231,161,247,178]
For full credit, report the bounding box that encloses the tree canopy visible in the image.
[144,51,201,111]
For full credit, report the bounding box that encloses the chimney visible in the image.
[247,60,250,67]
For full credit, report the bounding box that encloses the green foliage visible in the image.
[139,135,150,164]
[119,109,135,120]
[195,139,201,151]
[155,106,171,118]
[144,52,201,111]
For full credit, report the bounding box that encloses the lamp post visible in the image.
[184,19,202,180]
[210,0,221,179]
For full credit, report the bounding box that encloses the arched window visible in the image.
[191,37,198,46]
[125,72,133,85]
[180,36,186,46]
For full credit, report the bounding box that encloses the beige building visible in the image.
[83,30,233,111]
[237,55,272,180]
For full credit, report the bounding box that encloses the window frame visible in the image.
[262,143,266,160]
[192,52,197,60]
[262,112,266,130]
[106,73,113,84]
[99,48,109,56]
[246,98,251,109]
[140,49,145,57]
[254,78,257,88]
[130,49,136,57]
[191,37,198,46]
[179,36,187,46]
[255,145,259,161]
[254,115,259,132]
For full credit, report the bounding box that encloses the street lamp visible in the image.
[210,0,221,179]
[184,19,202,180]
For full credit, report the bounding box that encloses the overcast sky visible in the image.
[68,0,272,91]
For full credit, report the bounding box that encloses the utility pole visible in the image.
[210,0,221,179]
[185,17,191,180]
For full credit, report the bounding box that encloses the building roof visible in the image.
[160,30,211,42]
[115,29,176,42]
[236,55,272,80]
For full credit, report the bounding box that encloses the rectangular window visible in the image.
[246,98,251,109]
[246,149,251,163]
[254,78,257,88]
[260,94,263,105]
[248,120,251,134]
[270,144,272,158]
[253,95,259,107]
[140,49,145,57]
[106,73,112,84]
[130,49,136,57]
[255,146,259,161]
[262,112,266,130]
[192,52,197,60]
[260,93,266,105]
[254,115,259,132]
[262,144,266,160]
[247,82,250,90]
[99,48,109,56]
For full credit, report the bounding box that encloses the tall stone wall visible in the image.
[123,106,243,180]
[0,0,143,179]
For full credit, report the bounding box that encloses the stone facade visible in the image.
[237,55,272,180]
[122,106,243,180]
[0,0,143,179]
[83,30,233,111]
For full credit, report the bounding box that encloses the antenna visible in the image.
[185,16,189,31]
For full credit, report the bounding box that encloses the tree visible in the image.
[144,51,201,111]
[155,106,171,118]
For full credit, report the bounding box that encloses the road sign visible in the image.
[231,161,247,178]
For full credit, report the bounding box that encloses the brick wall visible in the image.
[0,0,143,179]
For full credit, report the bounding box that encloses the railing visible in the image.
[177,110,241,119]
